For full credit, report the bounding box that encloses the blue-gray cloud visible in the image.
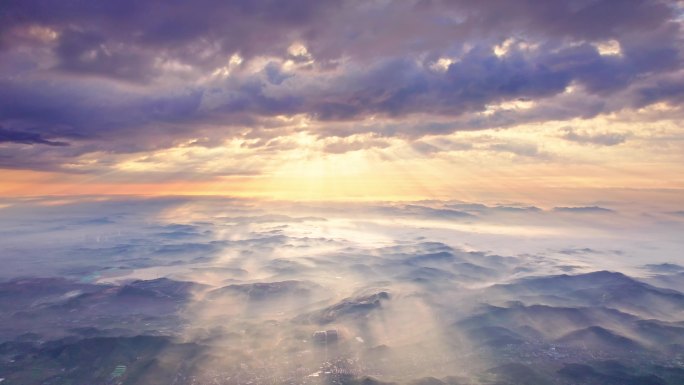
[554,206,615,213]
[0,126,69,146]
[0,0,682,170]
[561,127,630,146]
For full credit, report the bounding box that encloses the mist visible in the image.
[1,196,683,384]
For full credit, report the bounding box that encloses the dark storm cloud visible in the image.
[54,28,156,82]
[0,126,69,146]
[635,76,684,107]
[0,0,340,68]
[0,0,682,169]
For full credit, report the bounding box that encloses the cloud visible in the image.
[0,126,69,146]
[54,28,156,82]
[485,142,544,158]
[411,141,443,154]
[553,206,614,213]
[561,127,629,146]
[641,263,684,273]
[368,204,476,220]
[0,0,681,171]
[411,138,474,154]
[634,74,684,107]
[323,137,390,154]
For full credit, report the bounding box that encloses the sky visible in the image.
[1,0,684,204]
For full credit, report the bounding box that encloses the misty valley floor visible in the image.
[1,196,684,385]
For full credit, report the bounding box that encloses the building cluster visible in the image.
[312,329,339,345]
